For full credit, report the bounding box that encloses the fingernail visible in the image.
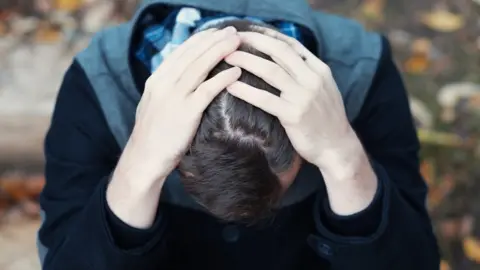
[223,26,237,34]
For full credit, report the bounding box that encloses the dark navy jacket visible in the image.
[38,0,439,269]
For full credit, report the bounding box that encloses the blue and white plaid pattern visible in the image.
[136,7,306,73]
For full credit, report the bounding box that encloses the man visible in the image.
[38,0,440,269]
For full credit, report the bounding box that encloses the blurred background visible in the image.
[0,0,479,269]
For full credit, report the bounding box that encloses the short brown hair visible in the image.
[179,20,295,224]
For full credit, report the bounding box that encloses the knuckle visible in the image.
[320,64,333,77]
[197,83,219,100]
[291,38,303,48]
[266,64,284,78]
[288,109,303,124]
[196,83,212,96]
[196,82,207,92]
[308,77,322,90]
[278,41,291,52]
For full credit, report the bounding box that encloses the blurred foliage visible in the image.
[1,0,480,268]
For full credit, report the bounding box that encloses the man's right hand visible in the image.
[107,26,241,229]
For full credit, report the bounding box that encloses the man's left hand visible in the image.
[224,28,378,215]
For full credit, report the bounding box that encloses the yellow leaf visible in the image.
[420,160,435,185]
[55,0,83,12]
[417,129,465,147]
[35,25,62,43]
[0,23,7,36]
[404,54,429,74]
[440,260,451,270]
[421,8,465,32]
[360,0,385,22]
[412,38,432,55]
[464,237,480,263]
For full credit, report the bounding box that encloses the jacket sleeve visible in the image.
[38,61,168,270]
[309,37,440,269]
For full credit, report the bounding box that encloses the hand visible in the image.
[108,27,241,228]
[121,26,241,186]
[224,28,377,215]
[224,28,354,173]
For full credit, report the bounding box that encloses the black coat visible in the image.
[39,30,439,270]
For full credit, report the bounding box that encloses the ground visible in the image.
[0,219,41,270]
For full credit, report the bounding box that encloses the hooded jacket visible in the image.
[38,0,440,269]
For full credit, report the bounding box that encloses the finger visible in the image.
[237,32,316,84]
[164,28,216,64]
[168,27,238,83]
[226,81,292,119]
[178,35,241,94]
[225,51,299,93]
[152,28,216,76]
[250,26,330,76]
[190,67,242,111]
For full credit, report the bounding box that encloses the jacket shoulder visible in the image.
[310,11,383,122]
[75,23,132,76]
[312,11,382,64]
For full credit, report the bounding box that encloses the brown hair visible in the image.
[179,20,295,224]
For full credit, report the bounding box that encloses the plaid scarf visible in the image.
[136,7,310,73]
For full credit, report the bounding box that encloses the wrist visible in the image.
[117,133,174,190]
[108,153,167,229]
[314,131,378,215]
[314,129,366,181]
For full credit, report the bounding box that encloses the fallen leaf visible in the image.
[35,23,62,43]
[412,38,432,55]
[410,98,434,128]
[404,38,433,74]
[440,260,451,270]
[82,1,114,33]
[464,236,480,263]
[421,7,465,32]
[0,23,7,36]
[54,0,84,12]
[0,193,10,217]
[404,54,429,74]
[24,175,45,197]
[420,160,435,185]
[417,129,467,147]
[437,82,480,122]
[0,176,29,202]
[360,0,385,22]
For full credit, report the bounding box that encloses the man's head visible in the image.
[178,20,302,223]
